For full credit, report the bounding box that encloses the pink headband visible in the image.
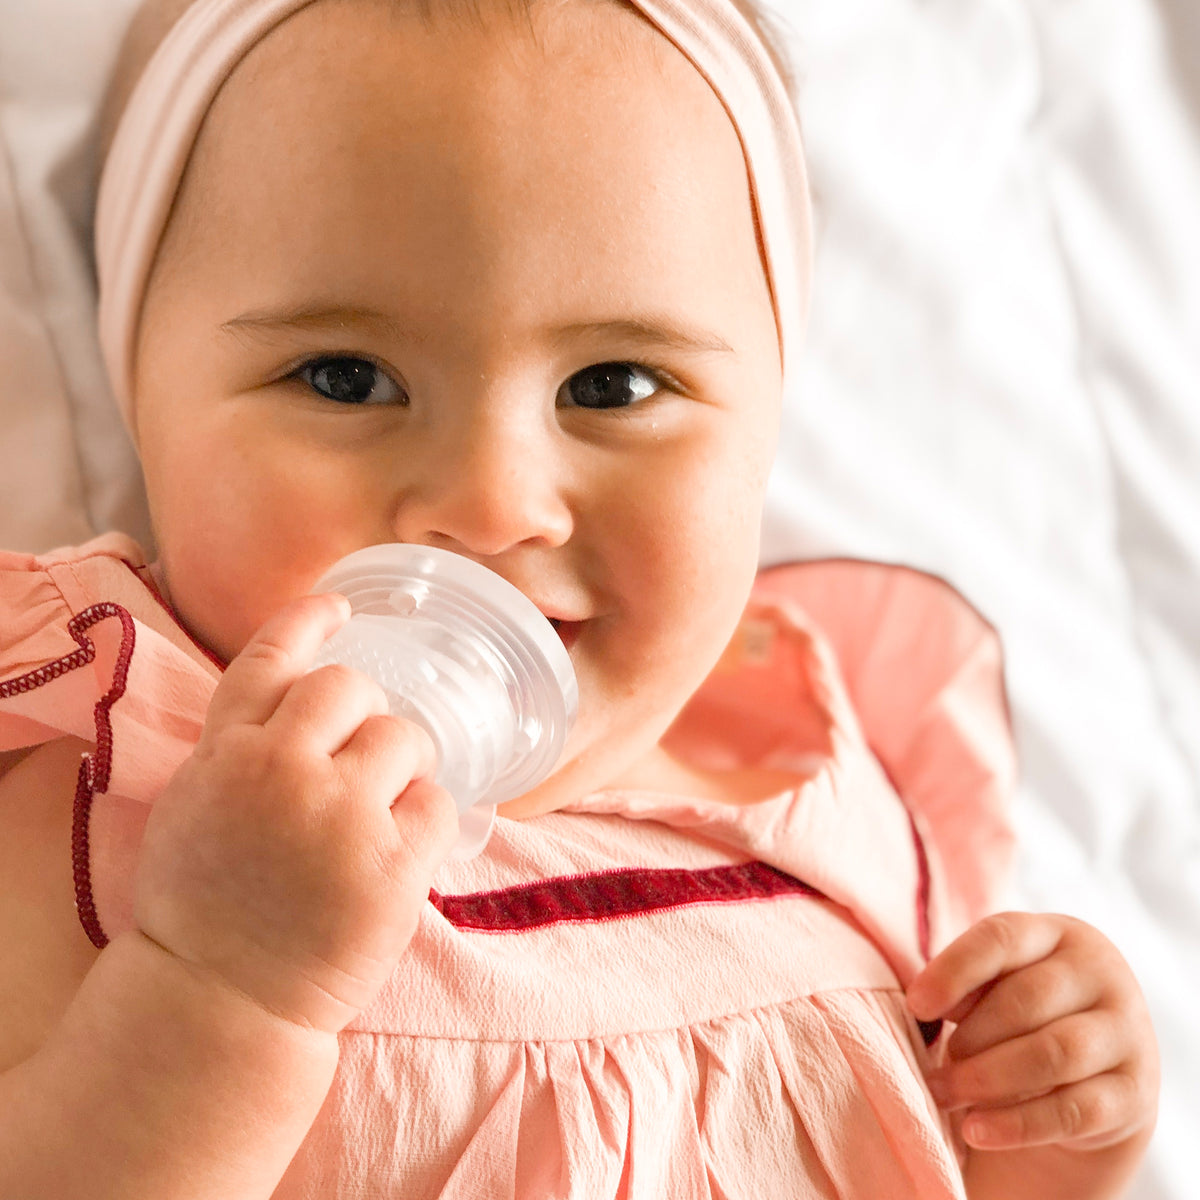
[96,0,813,432]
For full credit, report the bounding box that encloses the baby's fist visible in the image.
[135,594,460,1036]
[906,913,1159,1155]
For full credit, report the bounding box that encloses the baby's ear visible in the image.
[99,0,197,168]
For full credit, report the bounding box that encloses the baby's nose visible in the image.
[391,411,573,557]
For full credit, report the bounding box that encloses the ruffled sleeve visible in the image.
[0,536,141,751]
[753,560,1017,939]
[0,534,219,767]
[0,534,221,943]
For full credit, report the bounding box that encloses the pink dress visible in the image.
[0,535,1016,1199]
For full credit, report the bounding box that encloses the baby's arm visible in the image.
[0,595,457,1199]
[907,913,1160,1200]
[0,929,341,1197]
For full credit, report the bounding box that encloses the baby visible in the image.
[0,0,1159,1196]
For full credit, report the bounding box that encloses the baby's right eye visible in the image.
[296,356,406,406]
[560,362,662,410]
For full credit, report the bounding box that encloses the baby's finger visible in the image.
[201,594,351,734]
[959,1072,1143,1151]
[945,953,1104,1061]
[386,775,460,871]
[907,913,1065,1023]
[266,663,390,755]
[929,1011,1128,1112]
[337,713,441,803]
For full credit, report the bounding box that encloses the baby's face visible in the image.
[133,0,783,812]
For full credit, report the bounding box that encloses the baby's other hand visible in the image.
[134,594,459,1037]
[906,913,1159,1164]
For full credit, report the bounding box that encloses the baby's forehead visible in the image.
[165,0,740,236]
[97,0,810,414]
[103,0,668,163]
[218,0,679,112]
[233,2,661,92]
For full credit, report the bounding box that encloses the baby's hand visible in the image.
[906,913,1159,1188]
[133,594,459,1036]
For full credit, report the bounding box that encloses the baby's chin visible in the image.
[496,751,601,820]
[496,738,683,820]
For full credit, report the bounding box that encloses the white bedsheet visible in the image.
[2,1,1197,1195]
[757,3,1200,1194]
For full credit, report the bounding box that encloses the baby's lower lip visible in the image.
[550,620,584,651]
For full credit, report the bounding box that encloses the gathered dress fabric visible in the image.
[0,536,1015,1198]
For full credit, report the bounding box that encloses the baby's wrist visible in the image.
[962,1123,1156,1200]
[118,928,343,1056]
[7,925,342,1196]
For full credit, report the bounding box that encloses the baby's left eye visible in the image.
[297,357,405,406]
[560,363,661,410]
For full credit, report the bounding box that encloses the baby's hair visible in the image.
[99,0,800,172]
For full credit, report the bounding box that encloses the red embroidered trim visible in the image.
[909,813,933,962]
[0,602,138,950]
[908,815,944,1045]
[71,757,102,943]
[428,860,821,933]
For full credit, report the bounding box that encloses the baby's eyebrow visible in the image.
[220,304,735,356]
[549,319,729,355]
[549,319,735,356]
[221,304,410,342]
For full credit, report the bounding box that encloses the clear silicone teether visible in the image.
[310,545,578,859]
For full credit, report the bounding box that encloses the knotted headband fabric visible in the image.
[96,0,814,433]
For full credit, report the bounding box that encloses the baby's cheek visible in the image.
[151,522,308,663]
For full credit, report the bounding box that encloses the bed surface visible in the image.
[2,1,1197,1194]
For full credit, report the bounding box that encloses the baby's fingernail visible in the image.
[963,1114,998,1146]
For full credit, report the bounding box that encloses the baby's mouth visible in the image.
[548,618,584,652]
